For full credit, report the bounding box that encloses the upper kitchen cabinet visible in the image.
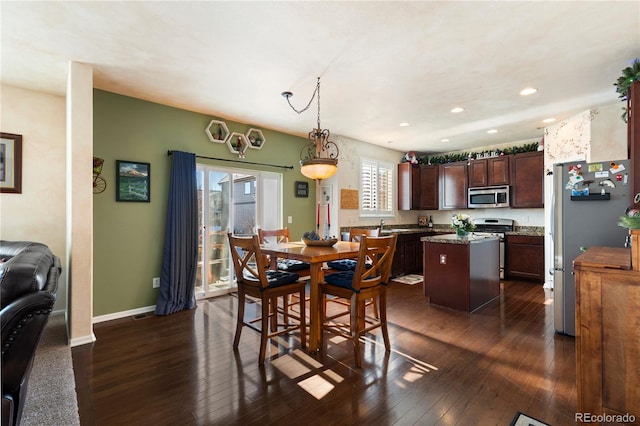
[468,157,510,187]
[510,151,543,208]
[398,163,420,210]
[419,165,439,210]
[398,164,439,210]
[439,162,468,209]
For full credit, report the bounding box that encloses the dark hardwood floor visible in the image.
[72,280,576,425]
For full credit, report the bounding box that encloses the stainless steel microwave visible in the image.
[468,186,510,208]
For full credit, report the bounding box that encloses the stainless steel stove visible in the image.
[473,218,514,279]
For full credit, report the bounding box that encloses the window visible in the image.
[360,159,394,217]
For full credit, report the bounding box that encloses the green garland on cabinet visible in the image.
[614,58,640,122]
[416,141,539,165]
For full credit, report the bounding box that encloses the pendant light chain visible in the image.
[316,77,322,130]
[284,77,321,115]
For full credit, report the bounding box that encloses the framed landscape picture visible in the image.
[0,132,23,194]
[116,160,150,202]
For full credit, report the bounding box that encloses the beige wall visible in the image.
[0,84,68,311]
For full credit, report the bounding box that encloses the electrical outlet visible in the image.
[288,216,293,224]
[152,277,160,288]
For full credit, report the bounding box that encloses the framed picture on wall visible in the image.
[116,160,150,202]
[295,181,309,198]
[0,132,23,194]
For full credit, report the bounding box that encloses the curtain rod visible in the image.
[167,150,294,170]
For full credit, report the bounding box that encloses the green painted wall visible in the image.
[93,90,315,316]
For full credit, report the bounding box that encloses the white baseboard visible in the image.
[92,305,156,324]
[70,333,96,347]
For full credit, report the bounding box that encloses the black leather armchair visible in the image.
[1,241,61,426]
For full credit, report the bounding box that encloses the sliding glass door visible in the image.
[195,164,281,298]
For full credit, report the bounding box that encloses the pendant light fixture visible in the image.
[282,77,339,181]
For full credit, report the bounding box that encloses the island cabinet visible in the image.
[468,157,510,188]
[574,246,640,425]
[510,151,543,208]
[397,164,439,210]
[439,162,468,210]
[505,234,544,282]
[422,235,499,312]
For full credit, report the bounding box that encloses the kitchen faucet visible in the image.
[379,219,385,232]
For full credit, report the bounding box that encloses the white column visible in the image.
[67,61,96,346]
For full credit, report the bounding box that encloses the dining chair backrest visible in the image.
[348,227,379,242]
[228,233,269,289]
[350,234,397,291]
[257,228,291,244]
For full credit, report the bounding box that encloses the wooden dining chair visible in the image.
[325,227,379,272]
[257,228,311,323]
[228,233,306,364]
[257,228,311,276]
[319,234,397,368]
[325,227,380,317]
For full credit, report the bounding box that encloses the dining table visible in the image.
[260,240,360,352]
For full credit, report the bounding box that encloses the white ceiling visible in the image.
[2,1,639,154]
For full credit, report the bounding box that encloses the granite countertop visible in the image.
[508,226,545,237]
[345,225,545,237]
[421,234,500,244]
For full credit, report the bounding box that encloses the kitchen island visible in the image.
[422,234,500,312]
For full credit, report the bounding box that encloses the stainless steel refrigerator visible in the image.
[552,159,631,336]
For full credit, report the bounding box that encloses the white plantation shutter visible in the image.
[360,159,394,216]
[378,164,393,213]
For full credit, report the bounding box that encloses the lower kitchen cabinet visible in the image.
[505,234,544,282]
[574,247,640,425]
[391,232,440,276]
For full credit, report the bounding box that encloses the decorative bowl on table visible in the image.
[302,237,338,247]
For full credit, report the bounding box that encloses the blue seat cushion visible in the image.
[265,270,300,288]
[326,259,373,271]
[277,259,310,272]
[326,259,357,271]
[324,271,357,292]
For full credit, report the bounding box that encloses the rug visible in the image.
[392,274,423,285]
[21,313,80,426]
[510,411,550,426]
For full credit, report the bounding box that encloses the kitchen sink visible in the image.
[382,228,414,233]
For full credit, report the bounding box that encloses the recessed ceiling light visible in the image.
[542,118,556,123]
[399,122,410,127]
[487,129,498,134]
[441,138,450,142]
[451,107,464,113]
[520,87,538,96]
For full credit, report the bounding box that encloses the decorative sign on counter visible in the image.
[340,189,358,209]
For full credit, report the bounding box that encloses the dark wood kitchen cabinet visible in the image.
[398,164,439,210]
[510,151,543,208]
[391,231,437,276]
[574,247,640,424]
[439,162,468,209]
[468,157,510,187]
[398,163,420,211]
[505,234,544,282]
[628,80,639,207]
[419,165,439,210]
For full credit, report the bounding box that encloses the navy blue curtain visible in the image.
[155,151,198,315]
